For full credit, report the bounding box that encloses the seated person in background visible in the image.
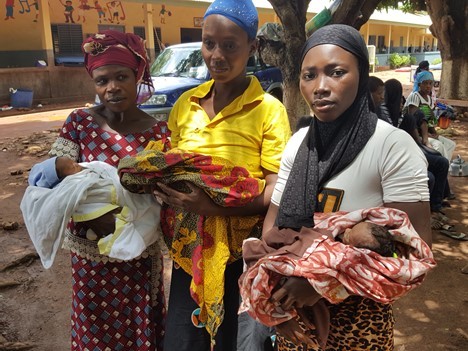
[412,60,430,92]
[405,71,456,162]
[369,76,387,120]
[382,79,451,216]
[21,156,161,267]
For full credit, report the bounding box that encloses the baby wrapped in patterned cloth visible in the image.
[239,207,436,348]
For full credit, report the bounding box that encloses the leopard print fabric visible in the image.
[276,296,394,351]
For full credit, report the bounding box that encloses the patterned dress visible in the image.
[49,108,169,351]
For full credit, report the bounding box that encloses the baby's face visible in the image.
[56,157,83,178]
[342,222,378,249]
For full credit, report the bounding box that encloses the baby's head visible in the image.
[56,156,84,179]
[342,222,395,257]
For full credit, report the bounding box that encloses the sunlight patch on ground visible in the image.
[402,308,431,322]
[0,192,14,201]
[424,300,440,310]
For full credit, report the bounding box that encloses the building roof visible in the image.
[177,0,432,27]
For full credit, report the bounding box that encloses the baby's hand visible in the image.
[271,277,321,311]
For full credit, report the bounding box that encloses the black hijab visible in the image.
[276,24,378,230]
[383,78,403,127]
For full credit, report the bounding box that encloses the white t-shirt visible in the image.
[405,91,435,110]
[271,119,429,211]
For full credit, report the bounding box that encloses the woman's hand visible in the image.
[275,314,315,346]
[81,209,119,238]
[153,182,218,216]
[271,277,322,310]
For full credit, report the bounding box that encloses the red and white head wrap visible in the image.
[82,30,154,104]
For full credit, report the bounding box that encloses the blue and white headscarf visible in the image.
[416,70,434,85]
[203,0,258,40]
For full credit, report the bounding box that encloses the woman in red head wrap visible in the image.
[46,30,169,350]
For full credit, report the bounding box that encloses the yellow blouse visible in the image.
[168,76,291,178]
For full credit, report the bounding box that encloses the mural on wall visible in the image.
[55,0,117,24]
[159,4,171,24]
[106,1,125,24]
[5,0,15,20]
[59,0,75,23]
[76,0,92,22]
[93,0,106,23]
[5,0,39,21]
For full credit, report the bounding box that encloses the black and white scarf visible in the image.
[277,24,378,230]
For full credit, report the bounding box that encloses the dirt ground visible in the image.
[0,71,467,351]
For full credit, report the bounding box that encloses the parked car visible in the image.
[138,42,283,121]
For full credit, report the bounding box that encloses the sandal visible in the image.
[438,230,468,241]
[432,211,450,224]
[440,224,455,232]
[445,193,456,200]
[431,219,444,230]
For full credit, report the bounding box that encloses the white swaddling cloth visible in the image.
[20,161,161,268]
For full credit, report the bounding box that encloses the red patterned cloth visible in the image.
[82,30,154,104]
[118,144,265,343]
[240,207,436,328]
[49,108,170,351]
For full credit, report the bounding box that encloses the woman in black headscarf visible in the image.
[262,24,432,350]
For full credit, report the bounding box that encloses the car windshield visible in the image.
[150,46,208,79]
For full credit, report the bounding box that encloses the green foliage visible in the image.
[376,0,427,13]
[410,56,417,65]
[432,58,442,65]
[388,53,413,68]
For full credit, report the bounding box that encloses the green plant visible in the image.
[410,56,417,65]
[388,53,412,69]
[432,58,442,65]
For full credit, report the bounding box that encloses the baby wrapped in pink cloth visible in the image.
[239,207,436,347]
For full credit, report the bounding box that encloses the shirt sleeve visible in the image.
[379,128,430,203]
[405,92,421,108]
[260,97,292,173]
[167,99,181,148]
[48,110,81,161]
[271,128,308,206]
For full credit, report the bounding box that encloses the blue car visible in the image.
[138,42,283,121]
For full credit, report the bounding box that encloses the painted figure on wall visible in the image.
[159,4,171,24]
[4,0,40,22]
[31,1,39,21]
[106,1,124,24]
[93,0,106,23]
[60,0,75,23]
[76,0,91,22]
[5,0,15,20]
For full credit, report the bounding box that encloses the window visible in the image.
[97,24,125,33]
[154,27,163,54]
[180,28,202,43]
[377,35,385,49]
[368,35,376,46]
[51,24,83,55]
[134,26,145,40]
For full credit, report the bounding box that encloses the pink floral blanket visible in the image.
[239,207,436,327]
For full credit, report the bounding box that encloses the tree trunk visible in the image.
[426,0,468,100]
[283,80,309,130]
[262,0,311,124]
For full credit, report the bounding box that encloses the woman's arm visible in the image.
[262,202,279,235]
[384,201,432,247]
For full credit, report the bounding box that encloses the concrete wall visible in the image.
[0,66,94,105]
